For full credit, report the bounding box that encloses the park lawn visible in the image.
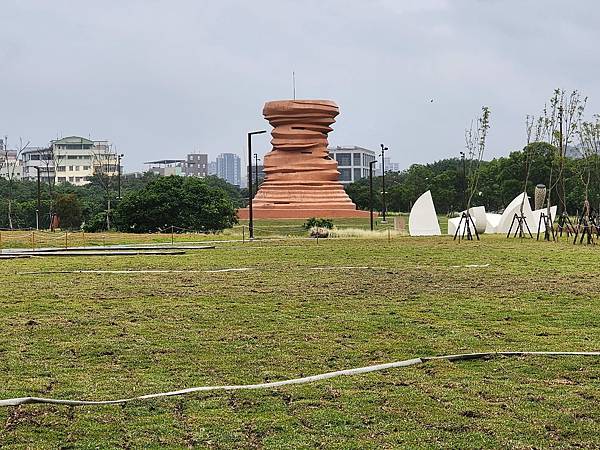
[0,231,599,448]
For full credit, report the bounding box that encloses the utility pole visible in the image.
[380,144,388,223]
[369,160,376,231]
[247,130,266,240]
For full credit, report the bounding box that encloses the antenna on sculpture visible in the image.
[292,71,296,100]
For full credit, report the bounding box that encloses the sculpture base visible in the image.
[238,207,373,220]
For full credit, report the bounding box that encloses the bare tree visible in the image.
[1,137,30,229]
[536,89,586,216]
[91,143,119,230]
[464,106,491,210]
[578,115,600,209]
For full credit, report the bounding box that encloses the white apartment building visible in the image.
[0,144,23,180]
[327,145,377,184]
[22,136,119,186]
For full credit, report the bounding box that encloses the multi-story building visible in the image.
[216,153,241,186]
[327,145,377,184]
[0,148,23,180]
[185,153,209,177]
[145,159,186,177]
[22,136,119,186]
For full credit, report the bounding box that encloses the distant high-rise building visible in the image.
[207,161,217,176]
[185,153,208,177]
[216,153,241,186]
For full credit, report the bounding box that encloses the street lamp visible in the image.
[248,130,266,240]
[369,160,377,231]
[459,151,466,210]
[380,144,388,223]
[117,154,124,199]
[33,166,42,230]
[254,153,260,198]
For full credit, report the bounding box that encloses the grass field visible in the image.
[0,220,599,448]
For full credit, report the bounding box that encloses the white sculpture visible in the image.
[485,213,502,234]
[409,190,441,236]
[447,206,487,236]
[495,192,535,235]
[532,206,557,234]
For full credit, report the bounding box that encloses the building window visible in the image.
[336,153,351,166]
[68,166,74,171]
[75,166,80,171]
[339,168,351,182]
[69,176,74,182]
[57,166,66,172]
[353,168,361,181]
[83,165,90,170]
[58,177,66,182]
[353,153,361,166]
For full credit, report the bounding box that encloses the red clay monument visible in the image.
[238,100,370,219]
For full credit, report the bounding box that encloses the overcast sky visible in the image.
[2,0,599,172]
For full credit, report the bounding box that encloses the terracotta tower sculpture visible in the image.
[239,99,370,219]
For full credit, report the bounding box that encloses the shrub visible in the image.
[303,217,334,230]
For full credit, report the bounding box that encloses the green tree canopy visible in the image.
[114,176,238,233]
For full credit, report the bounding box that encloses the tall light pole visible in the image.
[34,166,42,230]
[117,154,124,199]
[248,130,266,240]
[380,144,388,223]
[369,160,377,231]
[254,153,260,197]
[459,151,466,210]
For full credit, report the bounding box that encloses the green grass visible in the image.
[0,225,599,448]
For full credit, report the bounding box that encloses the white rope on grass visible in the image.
[1,351,598,407]
[17,268,252,275]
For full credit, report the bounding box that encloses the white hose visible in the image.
[1,351,598,407]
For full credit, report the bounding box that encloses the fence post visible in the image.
[0,231,2,253]
[171,225,174,245]
[32,231,35,251]
[388,228,391,243]
[82,230,85,247]
[242,225,245,243]
[65,231,68,249]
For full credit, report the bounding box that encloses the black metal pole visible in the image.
[254,153,259,197]
[460,151,466,210]
[247,131,266,240]
[117,154,123,199]
[248,133,253,239]
[369,160,376,231]
[380,144,388,222]
[36,167,41,230]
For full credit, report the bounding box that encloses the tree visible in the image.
[91,144,120,230]
[114,176,238,233]
[1,137,29,229]
[55,193,83,229]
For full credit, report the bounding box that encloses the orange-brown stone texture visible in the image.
[238,100,370,219]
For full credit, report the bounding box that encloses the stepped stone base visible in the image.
[238,207,372,220]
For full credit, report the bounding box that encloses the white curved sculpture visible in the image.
[495,192,535,235]
[485,213,502,233]
[447,206,487,236]
[532,205,557,233]
[409,190,441,236]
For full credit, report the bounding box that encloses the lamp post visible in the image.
[34,166,42,230]
[117,154,124,199]
[254,153,260,197]
[248,130,266,240]
[380,144,388,223]
[369,160,377,231]
[459,151,466,210]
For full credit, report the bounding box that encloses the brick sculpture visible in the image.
[239,100,370,219]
